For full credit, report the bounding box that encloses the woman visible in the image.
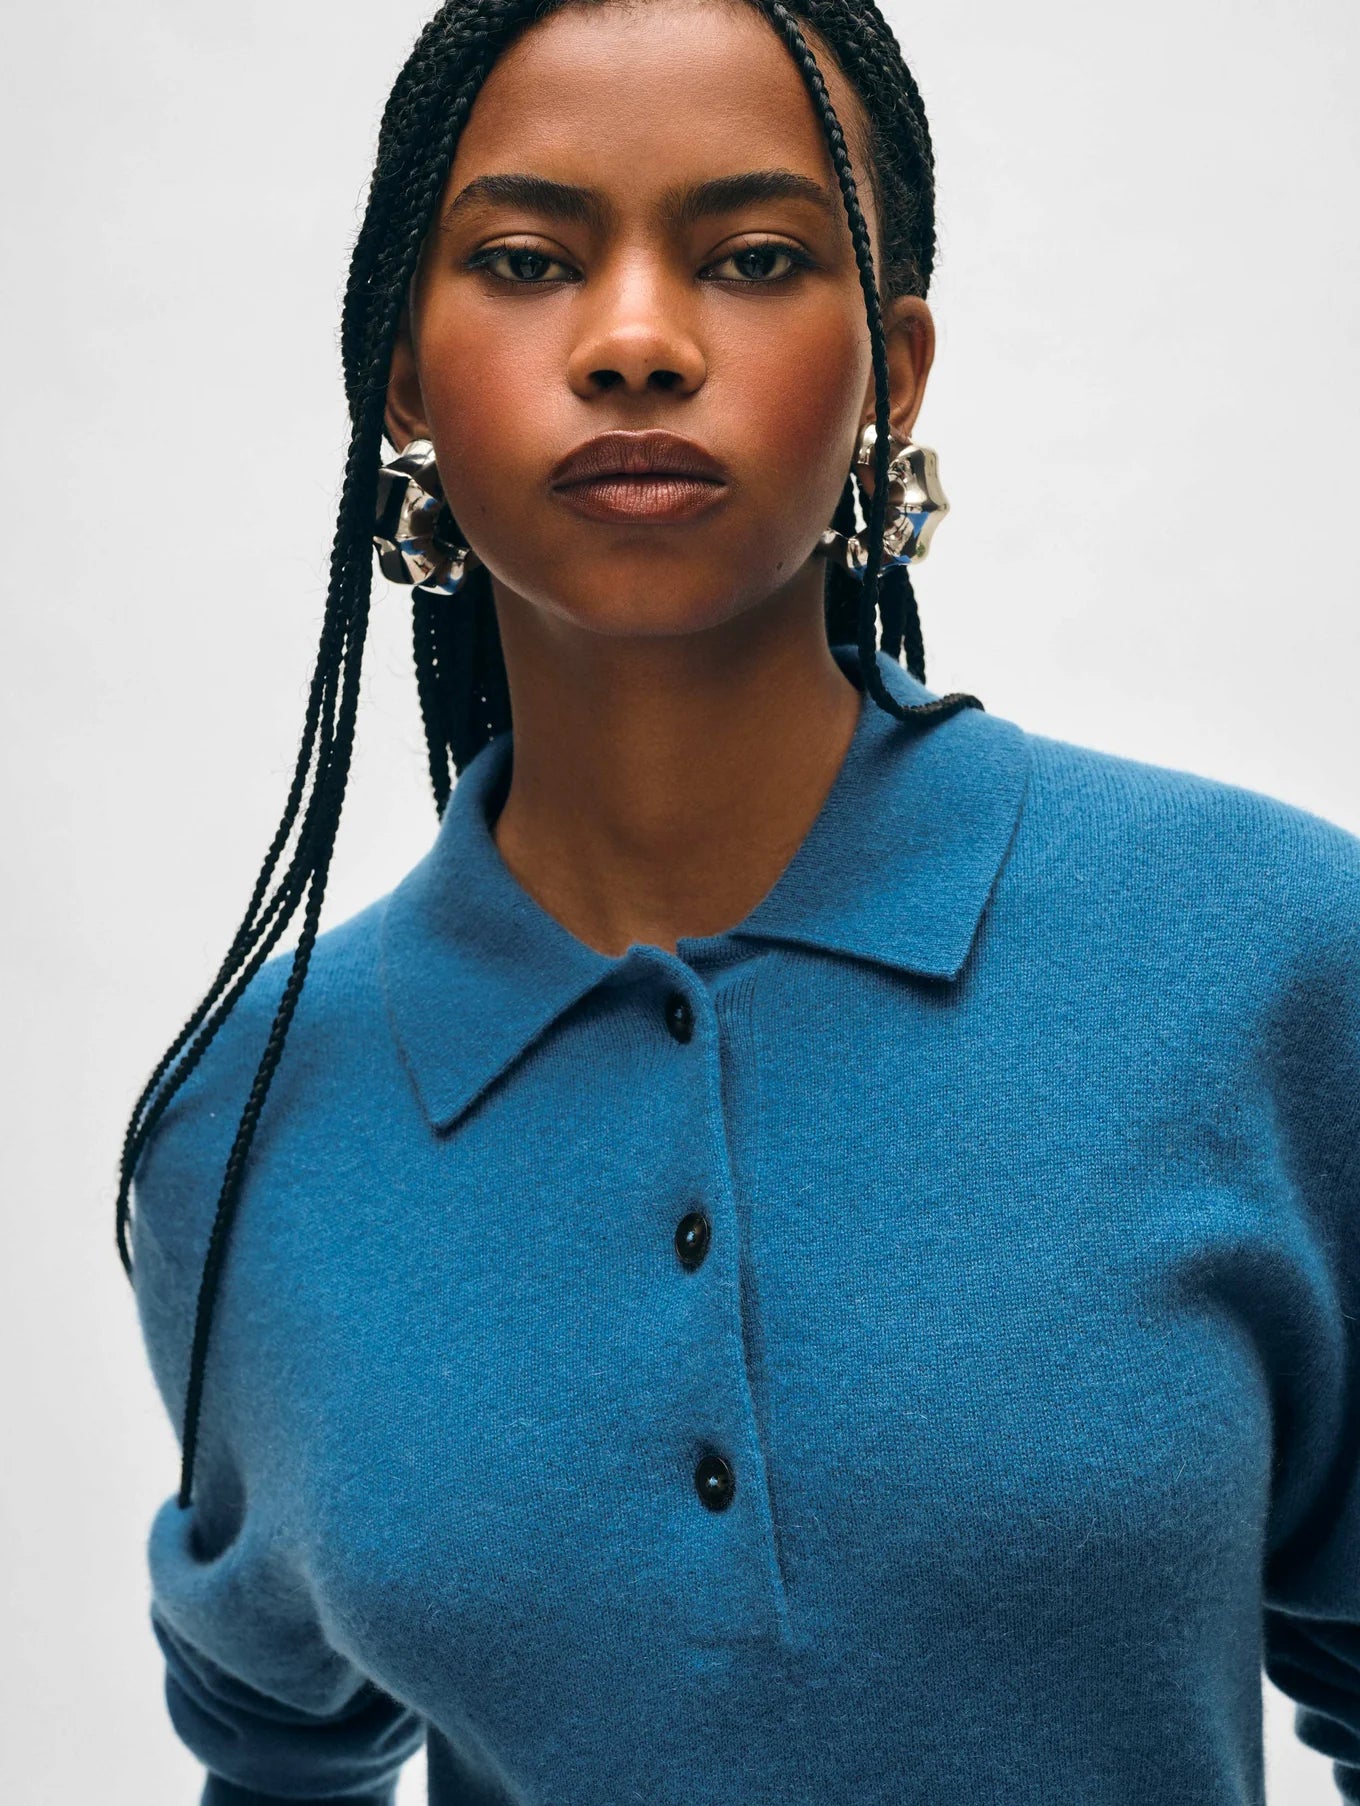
[119,0,1360,1802]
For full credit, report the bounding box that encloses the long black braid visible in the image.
[115,0,983,1510]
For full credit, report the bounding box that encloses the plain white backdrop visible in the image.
[2,1,1356,1800]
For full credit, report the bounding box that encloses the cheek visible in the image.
[412,313,557,537]
[728,307,865,529]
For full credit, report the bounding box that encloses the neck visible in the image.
[487,568,863,957]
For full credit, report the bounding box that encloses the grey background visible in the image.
[2,1,1356,1800]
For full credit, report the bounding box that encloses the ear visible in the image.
[857,294,936,471]
[384,305,435,452]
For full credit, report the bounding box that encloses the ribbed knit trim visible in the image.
[201,1775,396,1806]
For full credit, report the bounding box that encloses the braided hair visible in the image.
[115,0,983,1509]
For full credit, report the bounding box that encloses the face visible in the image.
[384,0,934,641]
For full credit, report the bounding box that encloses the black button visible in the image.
[674,1210,711,1270]
[694,1452,735,1511]
[663,990,694,1043]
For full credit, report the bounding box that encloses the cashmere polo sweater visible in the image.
[130,640,1360,1806]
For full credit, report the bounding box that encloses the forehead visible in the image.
[443,0,873,207]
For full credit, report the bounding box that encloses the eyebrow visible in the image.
[669,170,839,232]
[439,168,840,233]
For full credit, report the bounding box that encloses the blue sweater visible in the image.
[130,642,1360,1806]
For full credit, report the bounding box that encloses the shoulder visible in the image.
[147,890,391,1127]
[1009,725,1360,962]
[128,893,392,1281]
[988,724,1360,1188]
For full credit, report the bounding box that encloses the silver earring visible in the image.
[372,436,479,597]
[817,422,949,576]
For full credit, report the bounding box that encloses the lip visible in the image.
[549,429,730,524]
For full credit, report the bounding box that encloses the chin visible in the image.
[494,561,769,640]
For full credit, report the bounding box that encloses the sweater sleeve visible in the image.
[145,1499,425,1806]
[130,1028,426,1805]
[1260,1142,1360,1806]
[1259,824,1360,1805]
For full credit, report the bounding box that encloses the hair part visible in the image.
[115,0,982,1510]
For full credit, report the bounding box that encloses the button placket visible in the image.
[652,959,791,1645]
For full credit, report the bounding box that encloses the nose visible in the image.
[565,256,707,398]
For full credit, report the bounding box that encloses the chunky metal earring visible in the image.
[372,436,479,597]
[817,422,949,576]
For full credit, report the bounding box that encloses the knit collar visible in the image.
[380,643,1030,1132]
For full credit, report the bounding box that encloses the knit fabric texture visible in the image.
[131,642,1360,1806]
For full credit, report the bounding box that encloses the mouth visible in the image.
[549,429,730,525]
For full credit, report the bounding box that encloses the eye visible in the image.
[700,240,816,284]
[465,242,579,285]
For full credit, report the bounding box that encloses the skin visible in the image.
[384,0,936,956]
